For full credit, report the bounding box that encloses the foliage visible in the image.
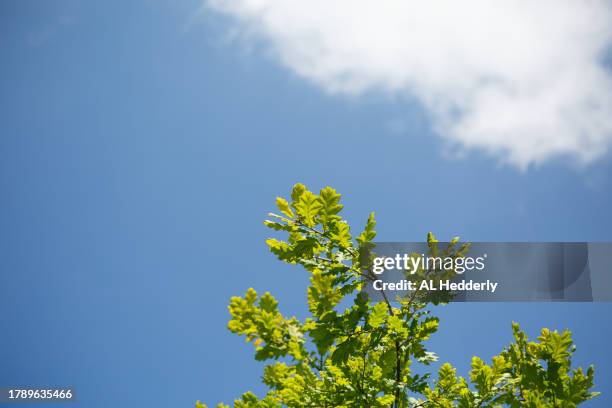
[198,184,598,408]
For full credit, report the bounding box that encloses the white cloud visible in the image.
[207,0,612,169]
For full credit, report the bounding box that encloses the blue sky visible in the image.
[2,1,612,407]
